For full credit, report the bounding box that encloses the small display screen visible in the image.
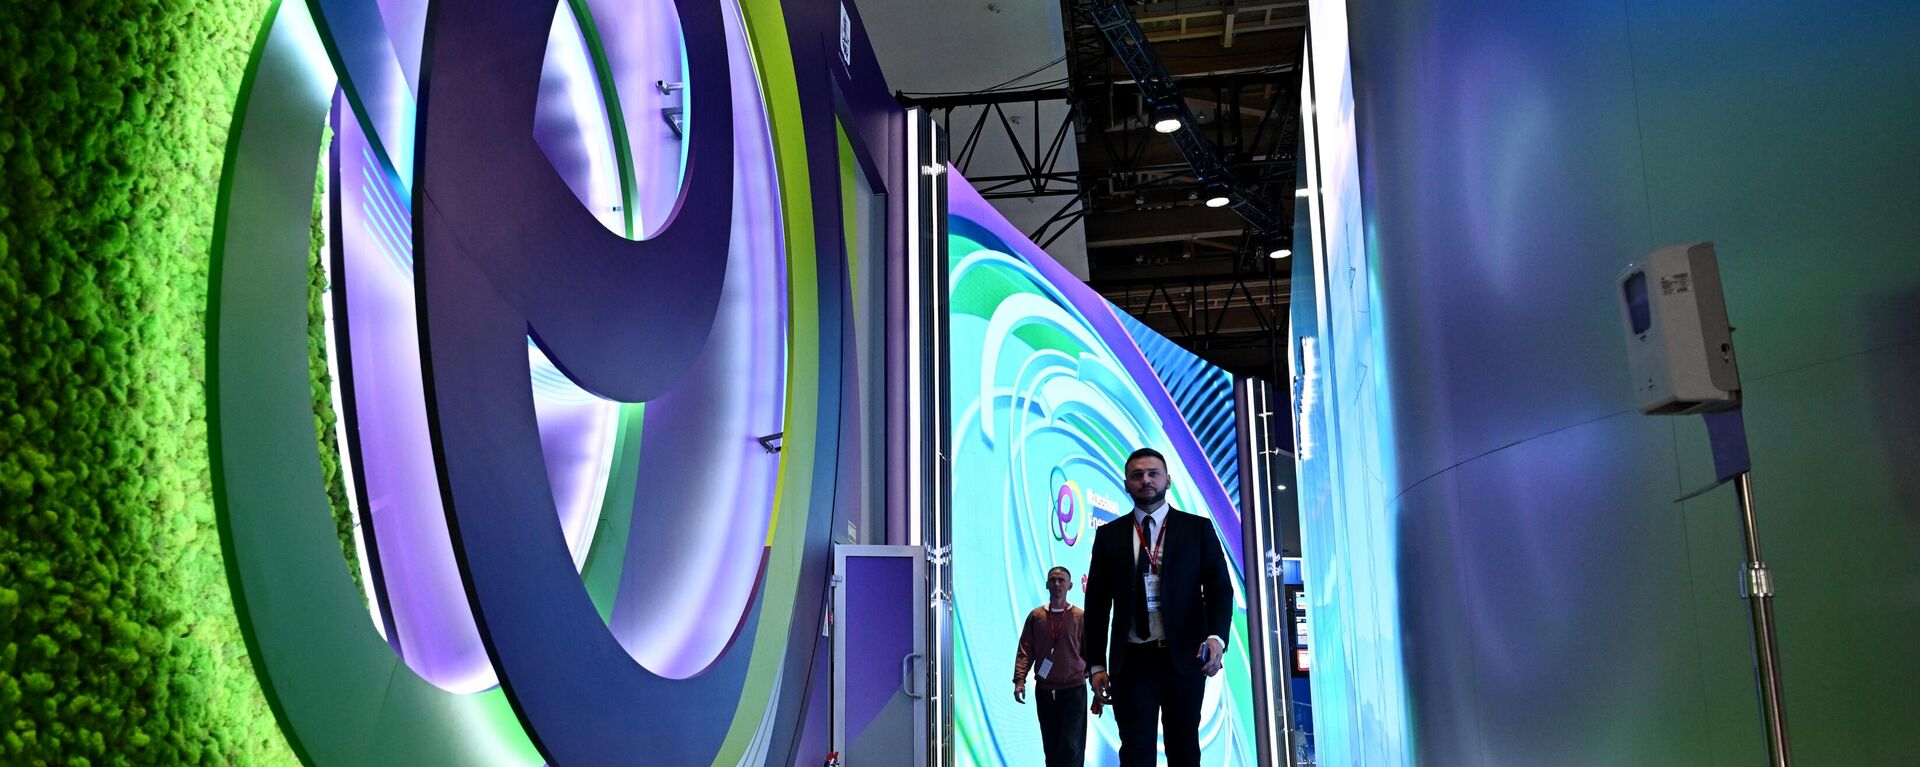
[1624,271,1652,335]
[1288,585,1310,676]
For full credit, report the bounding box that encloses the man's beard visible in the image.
[1130,485,1165,507]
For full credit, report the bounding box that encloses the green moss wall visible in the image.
[308,128,357,591]
[1,1,299,763]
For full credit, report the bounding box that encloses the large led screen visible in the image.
[947,175,1259,766]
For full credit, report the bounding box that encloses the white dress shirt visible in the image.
[1128,502,1171,644]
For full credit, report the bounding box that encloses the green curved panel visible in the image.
[207,2,537,764]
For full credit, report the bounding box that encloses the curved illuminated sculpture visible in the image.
[407,0,753,758]
[208,0,832,763]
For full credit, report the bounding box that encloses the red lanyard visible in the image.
[1133,515,1168,574]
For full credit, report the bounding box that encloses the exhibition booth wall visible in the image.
[1292,0,1920,764]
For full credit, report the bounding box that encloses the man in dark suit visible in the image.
[1081,447,1231,767]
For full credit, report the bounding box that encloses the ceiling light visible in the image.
[1202,181,1231,208]
[1151,102,1182,134]
[1262,229,1293,259]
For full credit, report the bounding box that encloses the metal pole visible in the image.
[1733,472,1791,767]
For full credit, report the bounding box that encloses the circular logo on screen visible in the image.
[1049,467,1121,546]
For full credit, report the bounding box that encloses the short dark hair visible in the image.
[1125,447,1166,469]
[1047,566,1071,579]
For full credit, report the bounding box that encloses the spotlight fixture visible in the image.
[1266,231,1294,259]
[1151,101,1182,134]
[1203,181,1231,208]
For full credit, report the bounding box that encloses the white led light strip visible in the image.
[905,110,924,547]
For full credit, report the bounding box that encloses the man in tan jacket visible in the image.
[1014,566,1089,766]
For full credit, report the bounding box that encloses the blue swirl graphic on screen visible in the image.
[948,179,1257,767]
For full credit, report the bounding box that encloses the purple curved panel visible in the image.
[580,0,688,238]
[371,0,427,92]
[418,0,730,405]
[607,0,785,679]
[337,62,622,691]
[311,0,418,181]
[413,0,740,762]
[529,343,620,569]
[534,5,628,237]
[337,102,496,693]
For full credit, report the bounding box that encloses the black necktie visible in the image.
[1132,516,1153,638]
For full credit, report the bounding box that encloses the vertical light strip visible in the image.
[905,109,923,547]
[1267,384,1294,766]
[929,133,949,767]
[1244,378,1268,761]
[1246,378,1284,766]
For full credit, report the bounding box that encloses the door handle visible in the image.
[901,652,924,699]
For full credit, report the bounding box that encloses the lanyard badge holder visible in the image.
[1136,519,1168,624]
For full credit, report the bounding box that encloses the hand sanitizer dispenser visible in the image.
[1618,241,1741,414]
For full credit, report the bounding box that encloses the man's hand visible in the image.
[1089,670,1110,702]
[1197,637,1226,677]
[1013,684,1026,704]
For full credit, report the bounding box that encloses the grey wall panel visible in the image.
[1392,472,1487,767]
[1451,414,1712,767]
[1336,0,1920,761]
[1348,0,1656,491]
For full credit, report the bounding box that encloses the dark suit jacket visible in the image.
[1080,507,1232,678]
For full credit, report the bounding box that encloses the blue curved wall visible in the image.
[1298,0,1920,763]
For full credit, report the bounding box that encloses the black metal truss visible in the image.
[898,86,1090,248]
[1102,268,1288,348]
[897,74,1297,257]
[899,87,1080,201]
[1079,68,1297,177]
[1080,0,1287,235]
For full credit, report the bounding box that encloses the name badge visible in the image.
[1036,658,1054,679]
[1143,573,1163,614]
